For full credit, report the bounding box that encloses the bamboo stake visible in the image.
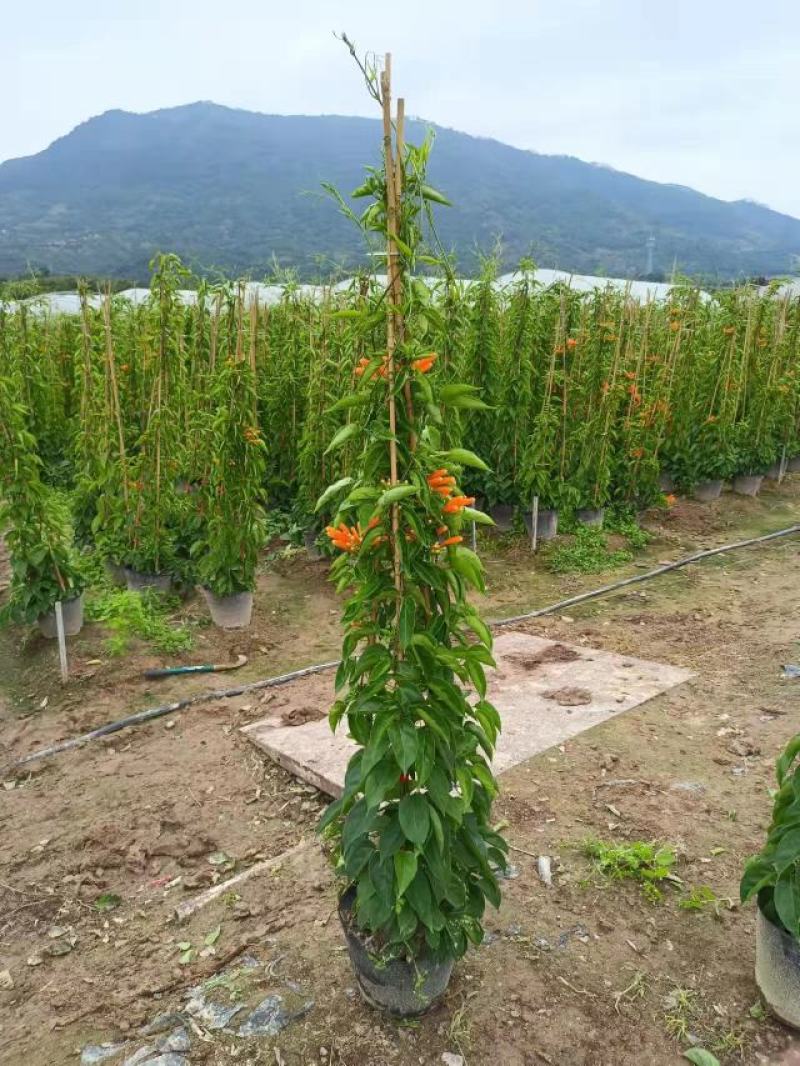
[103,291,129,509]
[381,55,403,603]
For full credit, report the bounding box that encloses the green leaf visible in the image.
[324,423,360,455]
[93,893,122,913]
[420,184,452,206]
[774,865,800,936]
[394,851,418,898]
[314,477,353,513]
[398,598,416,649]
[436,448,490,472]
[462,506,494,526]
[399,794,431,845]
[389,721,419,773]
[365,757,400,809]
[683,1051,721,1066]
[377,484,418,509]
[204,925,221,947]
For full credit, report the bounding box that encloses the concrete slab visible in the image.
[241,631,693,797]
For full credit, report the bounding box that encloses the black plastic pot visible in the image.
[693,479,723,503]
[338,888,453,1017]
[125,568,172,593]
[522,508,558,541]
[488,504,514,532]
[200,587,253,629]
[37,594,85,639]
[756,906,800,1029]
[732,473,763,497]
[303,529,323,561]
[576,506,604,528]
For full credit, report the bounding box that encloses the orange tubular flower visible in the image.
[439,535,463,547]
[630,447,645,459]
[566,337,578,349]
[665,494,677,507]
[427,468,457,498]
[325,522,363,554]
[412,352,438,373]
[442,495,475,515]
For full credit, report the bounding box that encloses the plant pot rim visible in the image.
[199,585,254,599]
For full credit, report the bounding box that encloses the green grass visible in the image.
[548,527,633,574]
[86,587,194,655]
[581,839,678,902]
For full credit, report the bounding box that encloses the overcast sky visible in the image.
[3,0,799,217]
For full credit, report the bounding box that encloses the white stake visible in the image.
[780,444,787,484]
[471,520,477,553]
[531,495,539,553]
[55,601,69,684]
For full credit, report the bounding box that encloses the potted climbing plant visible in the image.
[0,376,86,637]
[316,43,506,1017]
[741,732,800,1028]
[193,355,267,628]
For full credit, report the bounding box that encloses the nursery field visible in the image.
[1,484,800,1065]
[3,55,800,1064]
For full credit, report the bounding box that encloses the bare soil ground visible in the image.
[2,481,800,1065]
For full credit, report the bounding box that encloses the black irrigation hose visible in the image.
[8,522,800,773]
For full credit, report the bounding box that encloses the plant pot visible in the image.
[658,471,675,493]
[788,455,800,473]
[200,587,253,629]
[488,504,514,532]
[765,460,784,480]
[732,474,763,497]
[37,594,84,639]
[104,559,127,586]
[338,889,453,1017]
[756,907,800,1029]
[693,479,723,503]
[576,507,604,528]
[303,529,323,561]
[125,568,172,593]
[522,508,558,541]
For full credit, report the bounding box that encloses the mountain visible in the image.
[0,101,798,282]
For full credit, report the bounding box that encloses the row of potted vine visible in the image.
[36,565,253,643]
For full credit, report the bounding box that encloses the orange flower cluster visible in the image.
[427,468,457,497]
[665,494,677,507]
[355,355,388,380]
[442,495,475,515]
[723,326,736,336]
[627,384,642,406]
[412,352,438,373]
[566,337,578,349]
[326,523,363,553]
[243,426,262,445]
[630,446,645,459]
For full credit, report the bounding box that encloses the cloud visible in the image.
[1,0,798,216]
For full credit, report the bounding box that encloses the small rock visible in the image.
[45,940,73,957]
[156,1028,190,1054]
[122,1048,157,1066]
[26,955,43,967]
[80,1045,127,1066]
[442,1055,465,1066]
[670,781,705,793]
[184,991,243,1031]
[0,969,13,990]
[537,856,553,887]
[142,1013,186,1037]
[237,994,314,1038]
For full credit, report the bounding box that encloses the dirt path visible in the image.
[2,482,800,1064]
